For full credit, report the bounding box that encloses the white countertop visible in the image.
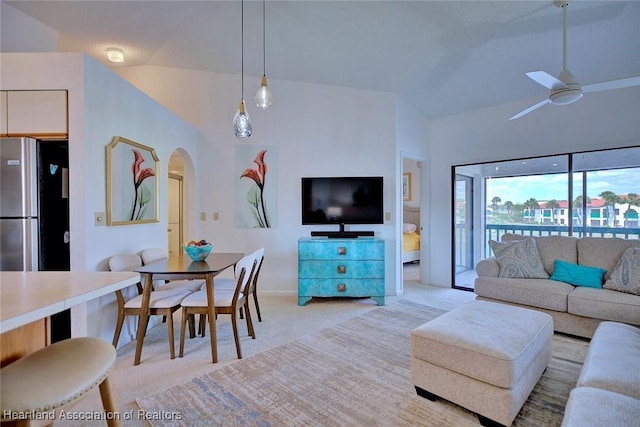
[0,271,140,334]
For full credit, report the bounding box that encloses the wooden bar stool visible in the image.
[0,337,120,427]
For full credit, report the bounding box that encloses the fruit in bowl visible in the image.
[183,240,213,262]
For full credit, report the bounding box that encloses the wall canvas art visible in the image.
[235,145,277,228]
[106,136,159,226]
[403,173,412,201]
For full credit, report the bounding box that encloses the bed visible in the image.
[403,205,421,264]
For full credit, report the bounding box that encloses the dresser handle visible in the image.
[337,265,346,274]
[337,246,346,255]
[337,283,346,292]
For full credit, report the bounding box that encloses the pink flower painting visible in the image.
[130,149,155,221]
[240,150,271,228]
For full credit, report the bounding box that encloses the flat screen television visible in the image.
[301,177,384,226]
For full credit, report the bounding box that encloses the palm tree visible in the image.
[623,192,640,226]
[599,191,619,226]
[491,196,501,212]
[504,201,514,215]
[523,198,539,223]
[546,199,560,224]
[573,195,591,226]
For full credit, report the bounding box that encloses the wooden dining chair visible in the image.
[140,247,205,292]
[213,247,265,322]
[108,253,191,359]
[179,254,257,359]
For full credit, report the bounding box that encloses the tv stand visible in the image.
[311,223,374,238]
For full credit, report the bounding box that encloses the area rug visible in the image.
[136,300,589,426]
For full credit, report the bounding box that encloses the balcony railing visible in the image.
[483,224,640,257]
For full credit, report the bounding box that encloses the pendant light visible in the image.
[233,0,252,138]
[254,0,272,110]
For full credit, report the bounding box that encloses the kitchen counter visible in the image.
[0,271,140,334]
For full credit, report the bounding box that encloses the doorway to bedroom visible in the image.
[402,158,422,287]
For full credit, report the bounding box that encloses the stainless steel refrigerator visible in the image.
[1,137,71,341]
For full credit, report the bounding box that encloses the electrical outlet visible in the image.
[200,212,207,220]
[95,212,106,226]
[213,212,219,221]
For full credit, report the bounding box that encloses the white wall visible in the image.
[428,87,640,287]
[116,65,403,296]
[1,53,202,345]
[0,3,57,52]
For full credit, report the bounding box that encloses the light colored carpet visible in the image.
[136,300,589,427]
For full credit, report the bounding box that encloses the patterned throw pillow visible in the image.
[489,237,549,279]
[603,247,640,295]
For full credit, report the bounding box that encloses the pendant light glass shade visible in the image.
[233,98,252,138]
[255,75,272,110]
[255,0,272,110]
[234,0,251,139]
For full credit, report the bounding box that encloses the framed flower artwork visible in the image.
[106,136,159,225]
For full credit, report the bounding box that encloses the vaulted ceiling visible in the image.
[4,1,640,120]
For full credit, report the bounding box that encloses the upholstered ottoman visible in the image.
[411,300,553,427]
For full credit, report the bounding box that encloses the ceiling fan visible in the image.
[509,0,640,120]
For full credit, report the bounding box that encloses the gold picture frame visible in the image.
[106,136,159,226]
[403,173,412,201]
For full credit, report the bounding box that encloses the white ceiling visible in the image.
[4,0,640,119]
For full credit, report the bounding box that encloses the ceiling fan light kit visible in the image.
[509,0,640,120]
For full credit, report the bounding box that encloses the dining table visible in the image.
[133,252,244,365]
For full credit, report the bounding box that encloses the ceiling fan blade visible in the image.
[509,98,550,120]
[583,76,640,93]
[526,71,567,90]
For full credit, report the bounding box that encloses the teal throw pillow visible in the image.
[550,259,607,288]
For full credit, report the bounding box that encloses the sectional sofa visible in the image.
[474,234,640,338]
[561,321,640,426]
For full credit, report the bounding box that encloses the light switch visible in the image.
[385,212,391,221]
[200,212,207,220]
[95,212,105,226]
[213,212,219,221]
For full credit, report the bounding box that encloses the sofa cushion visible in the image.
[489,238,549,279]
[475,277,573,312]
[561,387,640,427]
[568,286,640,326]
[550,260,606,288]
[502,234,578,276]
[577,322,640,399]
[603,246,640,296]
[577,237,640,280]
[475,257,500,277]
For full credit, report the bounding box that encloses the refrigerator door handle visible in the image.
[64,231,70,244]
[24,218,39,271]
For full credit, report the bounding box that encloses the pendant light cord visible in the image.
[262,0,266,76]
[241,0,244,97]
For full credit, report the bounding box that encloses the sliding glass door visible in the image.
[452,146,639,291]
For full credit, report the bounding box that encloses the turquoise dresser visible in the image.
[298,237,385,306]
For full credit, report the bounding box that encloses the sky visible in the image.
[486,168,640,205]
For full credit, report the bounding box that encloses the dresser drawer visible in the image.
[298,239,384,260]
[298,260,384,279]
[298,279,385,298]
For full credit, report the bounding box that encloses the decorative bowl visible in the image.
[183,243,213,262]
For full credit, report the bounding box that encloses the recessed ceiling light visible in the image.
[106,48,124,63]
